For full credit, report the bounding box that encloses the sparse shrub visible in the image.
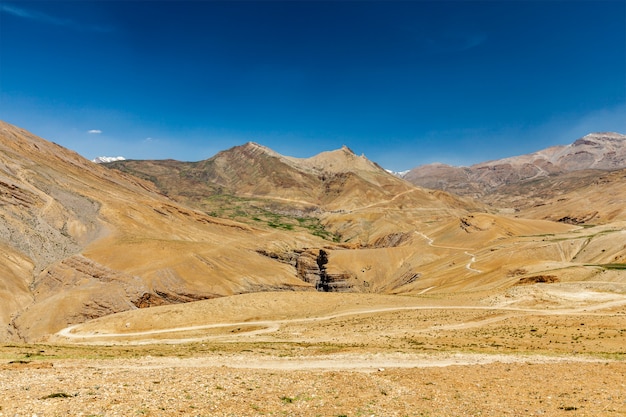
[41,392,74,399]
[507,268,527,277]
[515,275,558,285]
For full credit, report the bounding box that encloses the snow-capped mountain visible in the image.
[92,156,126,164]
[385,169,410,177]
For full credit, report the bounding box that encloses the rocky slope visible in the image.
[513,167,626,224]
[1,121,483,342]
[109,142,438,210]
[106,141,482,244]
[103,134,626,300]
[0,121,320,342]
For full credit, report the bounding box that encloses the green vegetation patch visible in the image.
[583,263,626,270]
[597,264,626,270]
[200,194,340,241]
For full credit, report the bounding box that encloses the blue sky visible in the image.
[1,1,624,170]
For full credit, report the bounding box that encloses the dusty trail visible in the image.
[56,295,626,345]
[351,188,420,211]
[49,351,610,373]
[464,251,482,273]
[415,231,481,273]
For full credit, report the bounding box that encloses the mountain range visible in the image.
[402,132,626,196]
[1,120,625,342]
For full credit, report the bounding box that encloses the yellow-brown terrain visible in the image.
[1,120,625,416]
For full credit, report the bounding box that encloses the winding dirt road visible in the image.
[56,293,626,345]
[415,230,482,273]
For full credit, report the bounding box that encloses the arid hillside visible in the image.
[2,120,626,349]
[403,132,626,200]
[1,121,479,342]
[494,167,626,225]
[103,134,626,299]
[107,142,482,241]
[0,121,324,342]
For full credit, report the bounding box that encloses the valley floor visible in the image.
[2,285,626,416]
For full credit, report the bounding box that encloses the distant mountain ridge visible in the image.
[402,132,626,197]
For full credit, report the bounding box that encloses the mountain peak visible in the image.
[573,132,626,147]
[217,141,283,161]
[340,144,356,154]
[240,141,278,154]
[285,146,381,175]
[242,141,267,150]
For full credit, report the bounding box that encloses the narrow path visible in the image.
[417,286,436,294]
[352,188,420,211]
[415,231,481,273]
[414,231,472,251]
[56,296,626,344]
[464,251,482,273]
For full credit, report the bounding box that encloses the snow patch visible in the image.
[385,169,410,178]
[92,156,126,164]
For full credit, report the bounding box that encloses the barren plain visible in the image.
[3,285,626,416]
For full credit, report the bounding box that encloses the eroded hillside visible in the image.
[0,122,322,341]
[2,121,625,344]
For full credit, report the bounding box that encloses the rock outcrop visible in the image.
[296,249,354,292]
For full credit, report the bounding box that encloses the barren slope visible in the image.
[104,133,626,299]
[404,132,626,198]
[0,121,322,342]
[107,143,483,238]
[3,123,625,416]
[511,168,626,224]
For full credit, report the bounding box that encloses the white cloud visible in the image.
[0,3,112,32]
[1,4,68,26]
[88,129,102,134]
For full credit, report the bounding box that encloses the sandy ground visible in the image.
[2,285,626,416]
[1,354,625,416]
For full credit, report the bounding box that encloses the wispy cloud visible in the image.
[422,31,488,54]
[462,33,487,51]
[88,129,102,134]
[1,4,69,26]
[0,3,112,32]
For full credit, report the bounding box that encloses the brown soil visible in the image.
[1,356,624,417]
[2,287,626,416]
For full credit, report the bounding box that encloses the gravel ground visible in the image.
[1,354,625,417]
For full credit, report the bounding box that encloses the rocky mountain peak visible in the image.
[340,145,356,154]
[572,132,625,147]
[285,145,382,176]
[238,141,282,158]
